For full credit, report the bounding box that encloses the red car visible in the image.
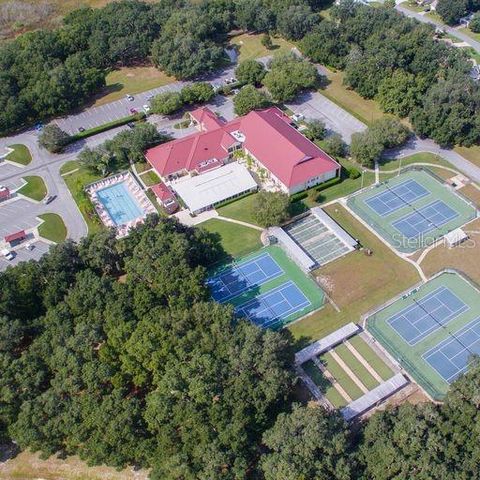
[130,108,138,114]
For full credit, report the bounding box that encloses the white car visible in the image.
[126,94,134,101]
[1,249,14,261]
[143,104,151,113]
[25,242,34,251]
[292,113,305,122]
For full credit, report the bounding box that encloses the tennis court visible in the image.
[367,271,480,399]
[366,179,429,217]
[236,281,311,328]
[392,200,458,239]
[207,246,324,329]
[207,252,283,302]
[347,169,476,253]
[423,317,480,383]
[388,286,469,346]
[283,211,355,266]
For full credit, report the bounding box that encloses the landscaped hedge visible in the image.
[69,112,146,143]
[290,176,343,203]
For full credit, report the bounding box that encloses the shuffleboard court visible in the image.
[423,317,480,383]
[387,286,469,345]
[366,179,430,217]
[392,200,458,239]
[347,169,477,253]
[207,252,283,302]
[236,281,311,329]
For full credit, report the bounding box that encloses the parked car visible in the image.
[1,249,14,261]
[232,89,240,95]
[25,242,34,251]
[147,94,155,101]
[126,94,134,101]
[143,104,151,113]
[43,195,56,205]
[127,122,136,129]
[130,108,138,114]
[78,126,85,132]
[292,113,304,122]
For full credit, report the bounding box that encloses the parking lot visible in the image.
[0,239,50,270]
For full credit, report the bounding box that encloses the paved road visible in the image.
[395,3,480,53]
[286,91,367,142]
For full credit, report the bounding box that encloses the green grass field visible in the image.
[62,165,103,234]
[348,336,393,381]
[5,144,32,165]
[334,343,379,391]
[38,213,67,243]
[209,245,324,330]
[201,218,262,259]
[217,193,260,226]
[18,176,47,201]
[378,152,457,173]
[229,33,294,62]
[140,169,161,187]
[347,169,477,253]
[367,271,480,399]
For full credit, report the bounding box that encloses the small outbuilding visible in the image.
[444,228,469,248]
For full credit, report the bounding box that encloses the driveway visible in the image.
[286,91,366,142]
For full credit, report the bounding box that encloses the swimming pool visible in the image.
[96,182,144,226]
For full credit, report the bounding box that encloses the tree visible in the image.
[261,33,273,49]
[252,191,290,227]
[323,133,346,158]
[262,54,319,102]
[437,0,468,25]
[368,117,410,150]
[350,131,384,167]
[78,146,113,175]
[234,0,275,32]
[38,125,71,153]
[150,91,184,115]
[233,85,271,115]
[305,119,326,141]
[469,12,480,32]
[261,404,353,480]
[276,4,318,41]
[235,59,266,86]
[180,82,215,104]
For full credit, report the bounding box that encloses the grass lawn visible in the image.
[320,69,385,126]
[217,193,260,226]
[18,176,47,201]
[302,360,347,407]
[455,145,480,169]
[421,217,480,285]
[348,335,393,381]
[38,213,67,243]
[200,218,262,259]
[93,66,175,107]
[135,161,151,174]
[288,203,420,342]
[62,165,103,234]
[378,152,457,172]
[140,169,161,187]
[60,160,80,175]
[229,33,294,62]
[0,449,148,480]
[458,26,480,43]
[334,343,379,390]
[399,1,426,13]
[5,144,32,165]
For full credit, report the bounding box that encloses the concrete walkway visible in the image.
[216,215,264,231]
[313,357,352,402]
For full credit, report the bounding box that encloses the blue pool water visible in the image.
[96,182,144,226]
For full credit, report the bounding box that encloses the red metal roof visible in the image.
[145,107,339,189]
[151,182,175,203]
[5,230,26,243]
[190,106,225,131]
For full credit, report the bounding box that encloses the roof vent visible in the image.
[231,130,246,143]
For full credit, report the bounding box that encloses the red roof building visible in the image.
[145,106,340,195]
[150,182,178,214]
[0,186,10,201]
[5,230,26,244]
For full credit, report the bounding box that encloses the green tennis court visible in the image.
[347,169,476,253]
[208,246,325,330]
[367,271,480,399]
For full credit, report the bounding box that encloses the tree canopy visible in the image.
[233,85,271,116]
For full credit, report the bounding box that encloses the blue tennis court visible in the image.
[236,281,311,328]
[423,317,480,383]
[207,253,283,302]
[365,179,430,217]
[388,286,469,346]
[392,200,459,239]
